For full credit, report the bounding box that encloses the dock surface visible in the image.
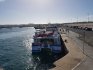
[50,33,85,70]
[68,30,93,70]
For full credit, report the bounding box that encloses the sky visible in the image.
[0,0,93,24]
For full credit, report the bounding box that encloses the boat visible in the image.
[32,28,64,55]
[32,27,68,64]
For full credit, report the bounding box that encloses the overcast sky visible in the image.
[0,0,93,24]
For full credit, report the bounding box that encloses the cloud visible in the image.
[21,0,55,9]
[0,0,5,2]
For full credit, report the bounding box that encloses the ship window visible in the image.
[40,38,54,45]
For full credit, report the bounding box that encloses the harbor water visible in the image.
[0,27,40,70]
[0,27,67,70]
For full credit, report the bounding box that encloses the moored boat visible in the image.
[32,28,63,54]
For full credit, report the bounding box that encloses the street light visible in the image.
[83,30,85,54]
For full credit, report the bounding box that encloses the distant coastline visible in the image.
[0,23,63,29]
[0,21,93,29]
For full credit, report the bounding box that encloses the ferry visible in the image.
[32,28,64,55]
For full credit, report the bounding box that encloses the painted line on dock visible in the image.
[71,57,86,70]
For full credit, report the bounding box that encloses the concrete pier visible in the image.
[50,33,85,70]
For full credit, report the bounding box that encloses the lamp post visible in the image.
[88,13,90,22]
[83,30,85,54]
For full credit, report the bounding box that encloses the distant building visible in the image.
[63,22,93,29]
